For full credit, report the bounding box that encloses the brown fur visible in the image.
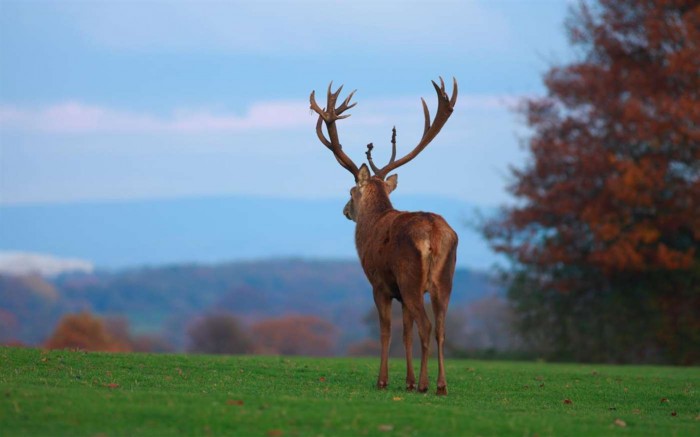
[345,167,458,395]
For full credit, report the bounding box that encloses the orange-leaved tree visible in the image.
[45,312,132,352]
[484,0,699,363]
[250,315,338,356]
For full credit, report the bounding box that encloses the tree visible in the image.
[0,274,65,345]
[484,0,700,363]
[187,313,252,354]
[250,315,338,356]
[45,312,131,352]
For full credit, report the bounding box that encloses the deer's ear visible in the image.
[357,164,371,185]
[386,174,398,193]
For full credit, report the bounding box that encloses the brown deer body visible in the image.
[310,78,458,395]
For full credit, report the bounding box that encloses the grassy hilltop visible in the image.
[1,347,698,436]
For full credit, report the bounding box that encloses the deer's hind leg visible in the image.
[397,272,431,392]
[430,291,450,395]
[396,242,432,393]
[429,244,457,396]
[373,289,392,390]
[401,303,416,391]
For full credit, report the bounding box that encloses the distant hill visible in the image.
[1,259,501,351]
[0,194,499,269]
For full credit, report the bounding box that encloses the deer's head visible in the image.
[343,165,398,221]
[310,78,458,222]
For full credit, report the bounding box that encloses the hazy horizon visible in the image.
[0,193,501,271]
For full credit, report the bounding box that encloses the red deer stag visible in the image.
[310,78,458,395]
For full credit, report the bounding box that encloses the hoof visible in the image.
[436,386,448,396]
[377,381,388,390]
[406,383,415,392]
[417,386,429,394]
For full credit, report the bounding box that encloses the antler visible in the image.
[366,127,397,176]
[310,83,360,180]
[366,77,458,180]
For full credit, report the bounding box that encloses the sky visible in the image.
[0,0,572,207]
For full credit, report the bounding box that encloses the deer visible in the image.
[310,78,458,395]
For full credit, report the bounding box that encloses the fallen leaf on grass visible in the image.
[105,383,119,389]
[660,397,669,403]
[392,397,403,401]
[563,399,572,405]
[226,399,244,406]
[671,411,677,417]
[319,377,326,382]
[267,430,283,437]
[378,424,394,432]
[613,419,626,428]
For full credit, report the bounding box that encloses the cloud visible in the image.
[0,100,314,133]
[0,94,519,134]
[0,251,93,277]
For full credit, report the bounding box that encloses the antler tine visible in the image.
[310,90,327,121]
[337,90,357,115]
[327,82,341,109]
[365,143,382,174]
[420,97,430,138]
[372,77,458,180]
[310,82,361,180]
[366,126,398,176]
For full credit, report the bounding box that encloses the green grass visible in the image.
[1,347,698,436]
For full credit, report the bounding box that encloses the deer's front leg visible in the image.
[373,290,392,389]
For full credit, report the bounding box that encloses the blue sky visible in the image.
[0,0,571,206]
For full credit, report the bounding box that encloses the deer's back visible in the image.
[356,209,457,283]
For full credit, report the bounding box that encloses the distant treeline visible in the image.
[1,259,514,357]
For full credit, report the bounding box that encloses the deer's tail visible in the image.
[427,222,458,298]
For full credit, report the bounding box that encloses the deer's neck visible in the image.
[355,191,395,245]
[359,190,394,220]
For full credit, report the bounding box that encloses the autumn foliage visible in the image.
[45,312,131,352]
[251,315,338,356]
[485,0,700,363]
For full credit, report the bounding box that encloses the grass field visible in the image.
[1,347,698,436]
